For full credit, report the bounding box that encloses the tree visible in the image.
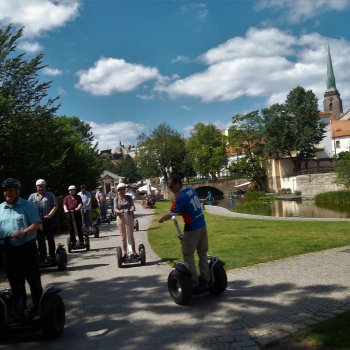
[136,123,186,179]
[113,155,142,184]
[263,86,327,171]
[227,111,267,186]
[186,123,227,178]
[0,25,103,196]
[333,152,350,189]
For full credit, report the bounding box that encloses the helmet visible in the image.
[80,184,86,188]
[98,185,103,189]
[68,185,76,191]
[117,183,126,191]
[1,178,21,189]
[36,179,46,186]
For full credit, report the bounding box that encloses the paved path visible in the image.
[0,204,349,349]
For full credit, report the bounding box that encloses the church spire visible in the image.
[323,43,343,118]
[326,43,337,92]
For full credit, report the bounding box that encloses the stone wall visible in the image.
[296,172,344,196]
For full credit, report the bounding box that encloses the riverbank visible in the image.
[204,203,350,221]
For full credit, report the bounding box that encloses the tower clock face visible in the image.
[328,97,333,101]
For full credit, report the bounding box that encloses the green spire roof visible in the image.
[326,43,337,92]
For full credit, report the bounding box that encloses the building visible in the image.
[268,44,349,196]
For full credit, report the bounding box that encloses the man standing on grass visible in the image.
[158,174,209,287]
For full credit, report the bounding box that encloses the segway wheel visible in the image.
[41,294,65,340]
[0,301,10,341]
[139,244,146,266]
[134,220,139,231]
[116,246,123,268]
[85,236,90,251]
[209,267,227,295]
[107,217,111,224]
[66,237,72,253]
[167,270,193,306]
[56,248,68,271]
[93,223,100,238]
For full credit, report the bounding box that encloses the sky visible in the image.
[1,0,350,151]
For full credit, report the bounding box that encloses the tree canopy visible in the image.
[136,123,187,179]
[186,123,227,178]
[0,24,103,197]
[263,85,327,171]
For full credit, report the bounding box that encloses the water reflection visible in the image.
[213,197,350,218]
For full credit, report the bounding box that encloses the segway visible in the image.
[81,208,99,238]
[116,211,146,268]
[66,211,90,253]
[97,202,111,225]
[0,238,65,340]
[167,216,227,305]
[39,243,68,271]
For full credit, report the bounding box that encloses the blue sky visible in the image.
[1,0,350,151]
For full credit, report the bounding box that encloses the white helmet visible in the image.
[36,179,46,186]
[68,185,76,190]
[117,183,126,191]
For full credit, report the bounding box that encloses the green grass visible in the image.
[151,200,350,350]
[150,201,350,270]
[295,312,350,349]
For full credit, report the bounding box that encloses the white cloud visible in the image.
[171,55,191,64]
[88,121,146,150]
[75,58,161,96]
[42,67,63,76]
[155,27,350,111]
[256,0,350,23]
[17,41,43,53]
[180,3,208,22]
[0,0,80,36]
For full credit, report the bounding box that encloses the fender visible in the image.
[174,262,192,276]
[209,256,225,270]
[39,285,62,305]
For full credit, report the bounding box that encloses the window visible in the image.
[335,140,340,149]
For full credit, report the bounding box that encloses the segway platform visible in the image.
[39,243,67,271]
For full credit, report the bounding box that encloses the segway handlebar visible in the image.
[171,216,183,243]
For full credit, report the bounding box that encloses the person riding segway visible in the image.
[0,178,65,338]
[159,174,227,305]
[63,185,90,253]
[115,183,145,267]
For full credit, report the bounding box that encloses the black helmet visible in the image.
[1,178,21,189]
[80,184,86,188]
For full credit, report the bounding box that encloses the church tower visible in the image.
[323,44,343,118]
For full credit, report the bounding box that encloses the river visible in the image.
[212,196,350,218]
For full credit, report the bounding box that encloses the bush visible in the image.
[243,190,265,202]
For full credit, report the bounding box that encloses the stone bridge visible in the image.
[162,178,250,200]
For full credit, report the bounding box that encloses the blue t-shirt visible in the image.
[0,197,41,246]
[170,187,206,231]
[78,190,92,210]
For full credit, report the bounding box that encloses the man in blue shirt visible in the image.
[28,178,58,265]
[158,174,209,287]
[0,178,43,317]
[78,184,92,231]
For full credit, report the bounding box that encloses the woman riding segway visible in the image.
[115,183,146,267]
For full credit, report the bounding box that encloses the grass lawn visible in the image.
[149,201,350,271]
[149,200,350,350]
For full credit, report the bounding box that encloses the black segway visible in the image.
[167,216,227,305]
[81,208,99,238]
[39,243,67,271]
[97,202,111,225]
[116,211,146,267]
[66,211,90,253]
[0,238,65,340]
